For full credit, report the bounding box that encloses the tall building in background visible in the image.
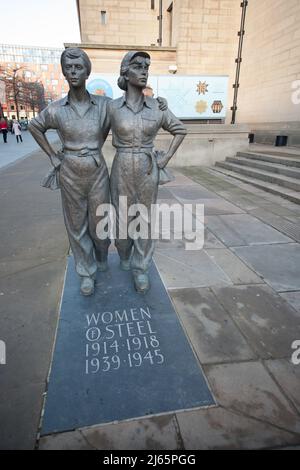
[0,44,67,119]
[0,81,5,116]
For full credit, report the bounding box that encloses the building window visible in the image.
[151,0,155,9]
[20,105,24,110]
[100,11,107,25]
[10,105,15,110]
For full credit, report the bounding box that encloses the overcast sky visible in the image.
[0,0,81,48]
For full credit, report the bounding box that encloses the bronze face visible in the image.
[126,56,150,89]
[62,56,89,88]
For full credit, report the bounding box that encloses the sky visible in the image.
[0,0,81,48]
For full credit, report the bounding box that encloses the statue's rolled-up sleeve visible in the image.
[29,105,56,133]
[161,109,187,136]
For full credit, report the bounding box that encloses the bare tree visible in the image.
[22,81,46,117]
[0,65,26,120]
[44,88,59,105]
[0,64,58,119]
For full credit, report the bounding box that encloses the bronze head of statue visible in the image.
[118,51,151,91]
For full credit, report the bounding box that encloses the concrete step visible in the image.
[226,157,300,179]
[237,151,300,168]
[216,161,300,192]
[211,167,300,204]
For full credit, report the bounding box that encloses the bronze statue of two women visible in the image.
[29,47,186,296]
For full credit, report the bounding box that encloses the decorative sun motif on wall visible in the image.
[195,100,208,114]
[196,81,209,95]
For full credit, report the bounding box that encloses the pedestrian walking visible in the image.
[12,120,23,143]
[0,117,8,143]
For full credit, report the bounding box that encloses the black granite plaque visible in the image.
[41,253,215,435]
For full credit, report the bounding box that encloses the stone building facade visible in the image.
[73,0,300,128]
[76,0,240,76]
[237,0,300,126]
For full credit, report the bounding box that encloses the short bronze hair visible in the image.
[61,47,92,76]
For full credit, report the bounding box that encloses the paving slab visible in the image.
[204,362,300,434]
[258,203,300,218]
[39,430,95,450]
[179,167,237,192]
[154,249,232,289]
[169,185,220,200]
[39,414,182,450]
[157,188,176,200]
[205,214,292,247]
[205,248,263,285]
[202,229,225,249]
[156,228,225,251]
[0,214,68,262]
[202,199,245,215]
[0,151,68,262]
[279,292,300,313]
[0,260,66,394]
[215,192,260,211]
[0,180,62,217]
[82,414,181,450]
[264,359,300,414]
[248,208,300,243]
[233,243,300,292]
[164,169,199,187]
[284,216,300,225]
[175,198,245,216]
[0,382,44,450]
[0,255,64,280]
[212,285,300,359]
[170,288,255,364]
[176,407,300,450]
[0,130,60,170]
[281,202,300,215]
[219,187,264,201]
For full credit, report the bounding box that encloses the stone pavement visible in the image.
[0,130,60,170]
[1,150,300,449]
[0,142,68,450]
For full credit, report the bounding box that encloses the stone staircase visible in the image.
[213,150,300,204]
